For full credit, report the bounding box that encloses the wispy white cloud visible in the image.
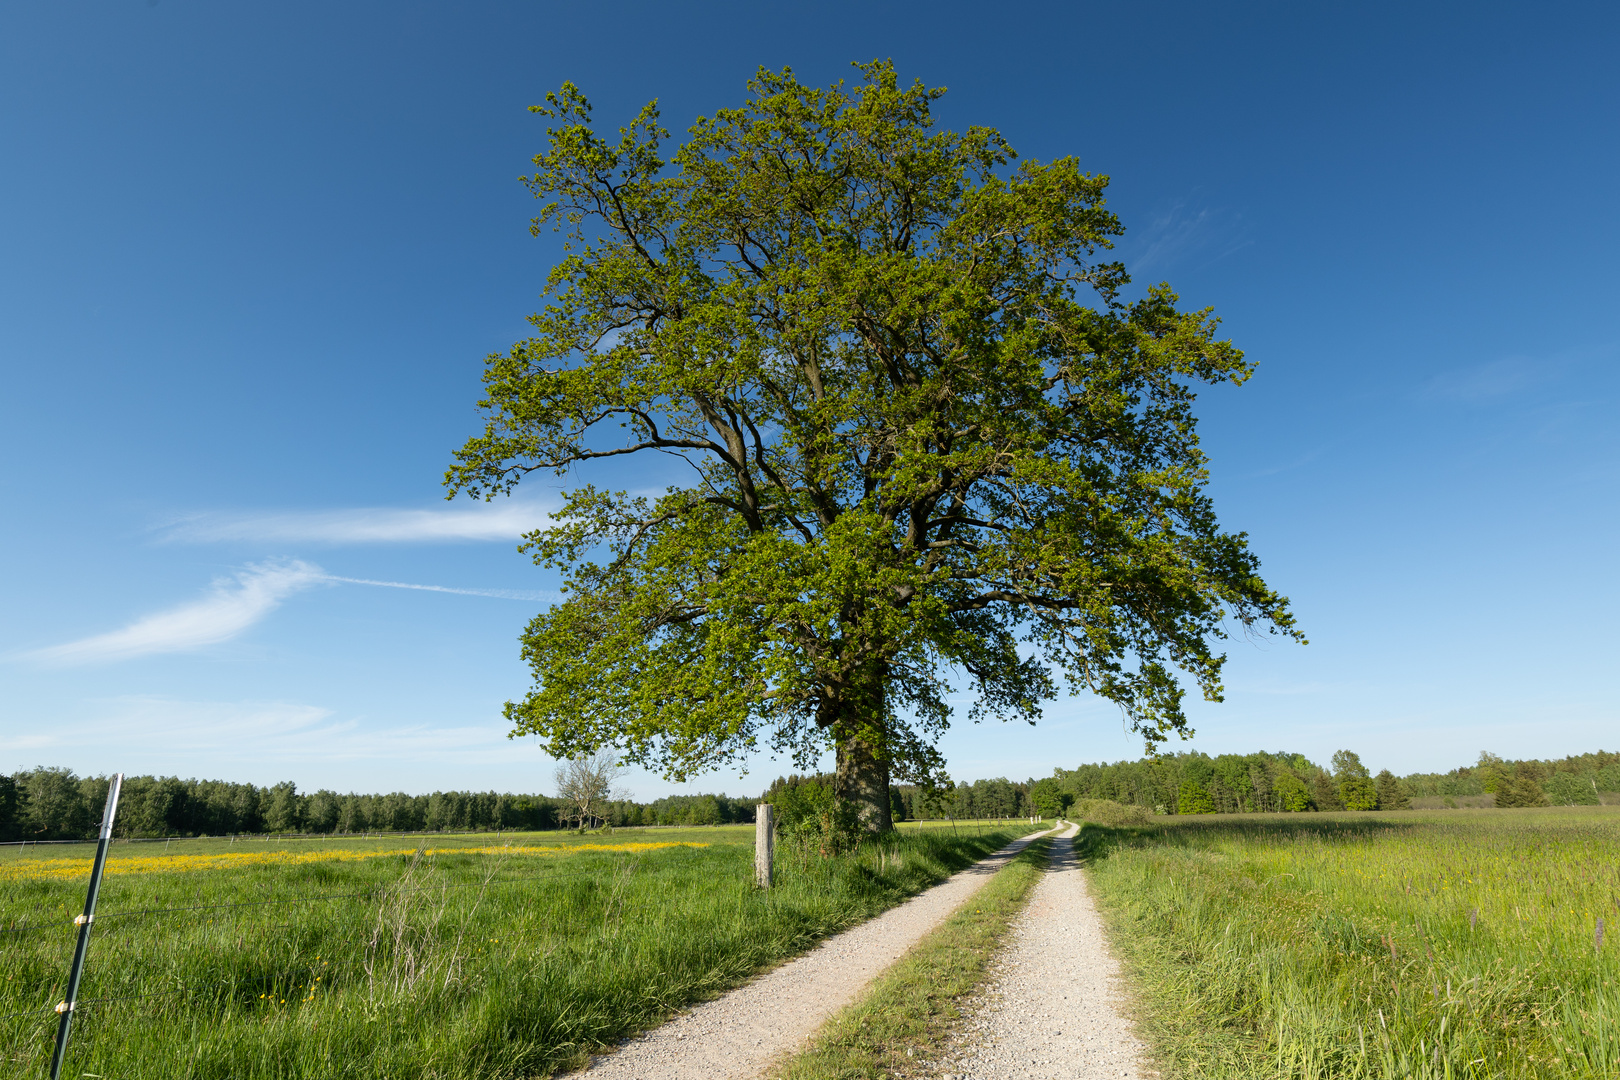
[6,697,520,766]
[18,562,556,667]
[1241,446,1329,479]
[1225,678,1348,697]
[158,502,555,545]
[1125,198,1251,279]
[1423,357,1549,402]
[1421,341,1620,404]
[24,560,325,666]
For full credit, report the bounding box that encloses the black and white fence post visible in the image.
[49,772,122,1080]
[754,803,774,889]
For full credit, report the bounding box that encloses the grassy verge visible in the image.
[1078,808,1620,1080]
[1,825,1028,1079]
[770,835,1054,1080]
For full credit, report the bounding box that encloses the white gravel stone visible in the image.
[937,823,1151,1079]
[577,827,1057,1079]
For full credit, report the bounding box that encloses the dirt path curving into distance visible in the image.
[937,822,1150,1079]
[577,826,1057,1080]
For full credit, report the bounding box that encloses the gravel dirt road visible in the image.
[577,826,1055,1080]
[938,823,1150,1079]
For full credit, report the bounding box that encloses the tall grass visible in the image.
[1080,808,1620,1079]
[1,824,1024,1078]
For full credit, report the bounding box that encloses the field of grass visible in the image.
[1,823,1028,1079]
[1078,807,1620,1079]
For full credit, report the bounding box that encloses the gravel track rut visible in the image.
[938,823,1149,1079]
[576,827,1055,1080]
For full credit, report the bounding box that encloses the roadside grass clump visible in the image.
[1,824,1026,1079]
[1078,807,1620,1079]
[771,835,1054,1079]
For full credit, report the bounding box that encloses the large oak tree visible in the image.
[447,62,1301,831]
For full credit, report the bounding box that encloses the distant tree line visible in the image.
[9,749,1613,841]
[0,767,760,842]
[1399,751,1620,808]
[894,776,1034,821]
[608,793,758,827]
[1032,749,1620,815]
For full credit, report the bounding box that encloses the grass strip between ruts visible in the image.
[770,835,1055,1080]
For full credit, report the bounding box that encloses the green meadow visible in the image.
[1,824,1028,1079]
[18,810,1613,1079]
[1080,806,1620,1079]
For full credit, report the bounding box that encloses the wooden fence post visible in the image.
[755,803,774,889]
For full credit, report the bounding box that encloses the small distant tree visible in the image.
[1339,775,1378,811]
[1494,767,1549,808]
[1475,751,1509,795]
[0,774,18,842]
[1374,769,1408,810]
[264,782,303,833]
[1332,750,1376,810]
[888,786,908,823]
[1273,772,1311,812]
[304,789,342,833]
[555,750,626,830]
[1544,772,1600,806]
[1177,780,1216,814]
[1029,777,1073,819]
[336,795,366,834]
[18,767,93,840]
[1306,769,1341,812]
[686,794,722,825]
[910,784,947,821]
[1330,750,1369,780]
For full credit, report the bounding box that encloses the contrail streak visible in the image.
[322,575,555,603]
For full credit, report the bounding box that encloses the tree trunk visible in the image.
[819,662,894,835]
[835,729,892,833]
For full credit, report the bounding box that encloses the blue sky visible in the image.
[2,1,1616,800]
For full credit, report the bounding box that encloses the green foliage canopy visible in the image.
[447,62,1300,800]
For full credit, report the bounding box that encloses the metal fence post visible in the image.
[50,773,122,1080]
[754,803,774,889]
